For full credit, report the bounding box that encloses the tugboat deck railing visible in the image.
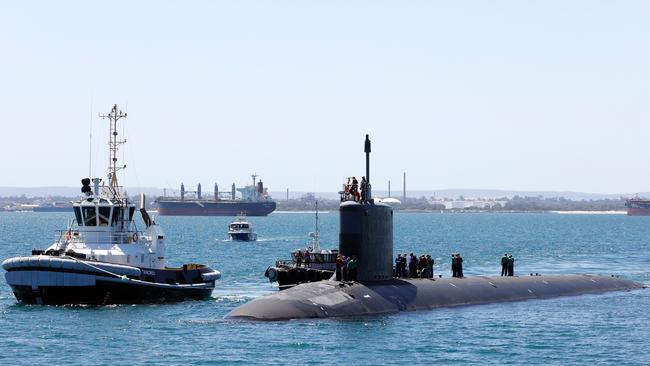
[55,229,149,245]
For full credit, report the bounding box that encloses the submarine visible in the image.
[227,135,644,321]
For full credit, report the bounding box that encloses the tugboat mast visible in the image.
[313,200,320,252]
[99,104,127,199]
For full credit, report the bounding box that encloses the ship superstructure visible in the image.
[625,197,650,216]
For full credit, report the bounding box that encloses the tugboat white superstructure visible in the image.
[2,105,220,305]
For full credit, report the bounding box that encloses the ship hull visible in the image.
[7,278,213,305]
[229,233,257,241]
[626,207,650,216]
[3,256,219,305]
[157,201,276,216]
[7,271,214,305]
[625,199,650,216]
[228,275,645,321]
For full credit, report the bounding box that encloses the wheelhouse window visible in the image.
[98,207,111,226]
[82,206,97,226]
[111,207,122,227]
[73,207,83,225]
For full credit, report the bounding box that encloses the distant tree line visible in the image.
[501,195,626,211]
[1,193,629,212]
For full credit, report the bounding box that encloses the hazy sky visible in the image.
[1,1,649,194]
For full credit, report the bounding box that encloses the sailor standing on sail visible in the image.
[360,177,368,202]
[351,177,359,201]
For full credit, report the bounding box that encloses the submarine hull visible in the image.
[227,275,644,321]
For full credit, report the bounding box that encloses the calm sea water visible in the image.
[0,211,648,365]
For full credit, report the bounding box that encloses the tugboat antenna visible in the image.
[99,104,128,198]
[88,101,93,178]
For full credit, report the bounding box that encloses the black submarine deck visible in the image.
[227,274,644,321]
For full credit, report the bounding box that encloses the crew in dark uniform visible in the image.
[400,254,407,278]
[426,254,434,278]
[409,253,417,278]
[457,253,464,278]
[418,255,427,278]
[501,253,509,276]
[451,254,458,277]
[348,256,358,281]
[507,254,514,276]
[360,177,367,202]
[351,177,359,201]
[395,254,402,277]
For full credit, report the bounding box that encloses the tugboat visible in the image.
[1,105,221,305]
[228,214,258,241]
[265,201,337,289]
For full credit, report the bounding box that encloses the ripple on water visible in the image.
[0,212,649,365]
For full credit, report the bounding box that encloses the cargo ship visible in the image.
[156,175,276,216]
[625,197,650,216]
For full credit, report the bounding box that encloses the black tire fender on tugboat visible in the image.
[266,267,278,282]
